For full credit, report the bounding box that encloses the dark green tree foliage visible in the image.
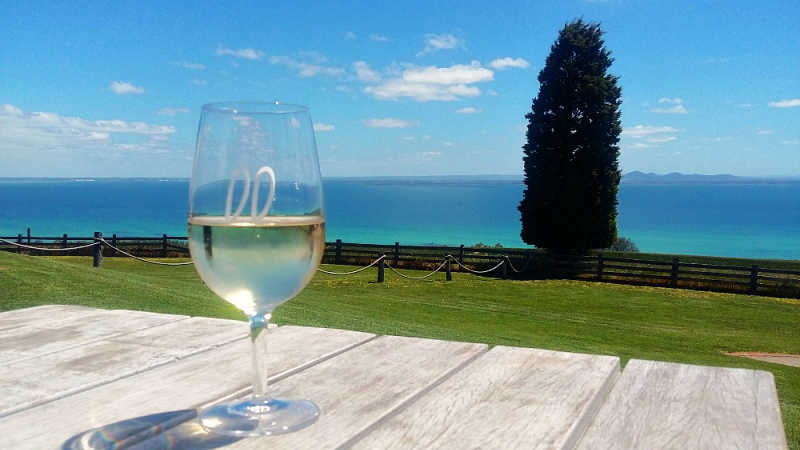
[519,19,622,252]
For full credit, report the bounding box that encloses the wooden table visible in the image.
[0,305,787,449]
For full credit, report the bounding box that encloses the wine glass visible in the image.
[188,101,325,436]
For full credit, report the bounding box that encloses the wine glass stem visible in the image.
[249,312,270,397]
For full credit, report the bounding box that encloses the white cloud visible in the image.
[270,55,344,78]
[366,81,480,102]
[344,31,357,40]
[109,81,144,95]
[456,106,480,114]
[443,141,454,147]
[335,85,352,92]
[353,61,381,83]
[769,98,800,108]
[651,105,688,114]
[215,45,264,60]
[622,125,679,138]
[757,129,774,135]
[365,62,493,102]
[402,136,416,141]
[423,135,431,140]
[0,104,175,157]
[782,139,800,145]
[369,34,389,42]
[650,97,687,114]
[418,33,463,56]
[489,57,530,70]
[158,107,190,116]
[421,151,442,158]
[403,62,493,84]
[738,103,753,108]
[621,124,679,151]
[177,61,206,70]
[192,79,208,86]
[313,123,335,132]
[363,118,416,128]
[644,136,677,143]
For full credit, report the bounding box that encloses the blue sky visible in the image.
[1,0,798,178]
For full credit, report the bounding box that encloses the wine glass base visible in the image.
[199,397,320,437]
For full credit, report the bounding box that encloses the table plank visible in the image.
[0,325,375,450]
[576,359,788,449]
[0,307,188,364]
[0,305,90,332]
[133,335,488,450]
[0,316,248,417]
[350,346,620,450]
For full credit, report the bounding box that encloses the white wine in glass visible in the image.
[188,101,325,436]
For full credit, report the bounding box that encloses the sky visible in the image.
[1,0,798,178]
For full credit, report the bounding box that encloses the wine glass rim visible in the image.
[202,101,308,115]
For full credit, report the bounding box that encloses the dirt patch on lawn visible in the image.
[727,352,800,368]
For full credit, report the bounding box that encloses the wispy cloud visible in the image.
[782,139,800,145]
[270,55,344,78]
[192,79,208,86]
[456,106,480,114]
[177,61,206,70]
[757,129,774,135]
[443,141,454,147]
[109,81,144,95]
[488,57,530,70]
[353,61,381,83]
[365,61,493,102]
[418,33,463,56]
[215,45,264,60]
[768,98,800,108]
[0,104,175,157]
[313,123,335,132]
[344,31,357,40]
[622,125,679,149]
[363,118,416,128]
[369,34,389,42]
[158,107,190,116]
[650,97,687,114]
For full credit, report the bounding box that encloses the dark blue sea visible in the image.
[1,178,798,261]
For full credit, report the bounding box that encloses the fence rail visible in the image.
[2,229,799,298]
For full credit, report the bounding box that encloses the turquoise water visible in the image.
[1,178,798,260]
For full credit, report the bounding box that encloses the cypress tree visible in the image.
[518,19,622,252]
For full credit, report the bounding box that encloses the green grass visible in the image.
[1,251,799,448]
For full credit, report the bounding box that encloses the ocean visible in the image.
[1,178,798,261]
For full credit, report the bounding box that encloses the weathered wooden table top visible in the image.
[0,305,787,449]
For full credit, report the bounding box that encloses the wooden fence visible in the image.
[2,230,799,299]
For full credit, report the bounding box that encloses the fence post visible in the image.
[670,257,679,288]
[111,234,117,256]
[377,257,385,283]
[335,239,342,264]
[459,244,464,272]
[502,257,509,279]
[749,265,759,294]
[62,233,68,249]
[597,254,604,281]
[17,233,22,254]
[445,257,452,281]
[394,242,399,266]
[27,227,31,244]
[162,234,168,257]
[93,232,103,268]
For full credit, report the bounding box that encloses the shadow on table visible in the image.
[62,409,242,450]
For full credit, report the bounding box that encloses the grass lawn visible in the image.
[2,251,799,448]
